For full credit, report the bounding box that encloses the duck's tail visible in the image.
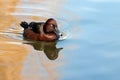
[20,21,29,29]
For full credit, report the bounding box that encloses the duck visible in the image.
[20,18,62,41]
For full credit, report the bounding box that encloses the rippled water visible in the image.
[0,0,120,80]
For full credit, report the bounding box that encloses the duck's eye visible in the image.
[50,24,55,28]
[50,24,53,27]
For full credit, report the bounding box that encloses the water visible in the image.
[0,0,120,80]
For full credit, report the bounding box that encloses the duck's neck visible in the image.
[43,24,47,34]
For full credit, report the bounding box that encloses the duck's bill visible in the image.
[58,32,67,40]
[54,28,62,37]
[54,27,67,40]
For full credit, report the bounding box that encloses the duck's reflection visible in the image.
[24,41,63,60]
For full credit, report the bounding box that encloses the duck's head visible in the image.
[43,18,62,37]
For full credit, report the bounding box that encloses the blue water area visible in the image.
[56,0,120,80]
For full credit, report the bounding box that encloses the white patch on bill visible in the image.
[59,32,68,40]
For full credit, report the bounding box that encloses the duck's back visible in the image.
[29,22,44,34]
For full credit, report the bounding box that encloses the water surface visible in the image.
[0,0,120,80]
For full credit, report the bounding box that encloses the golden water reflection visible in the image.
[0,0,29,80]
[0,0,64,80]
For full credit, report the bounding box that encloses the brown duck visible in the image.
[20,18,62,41]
